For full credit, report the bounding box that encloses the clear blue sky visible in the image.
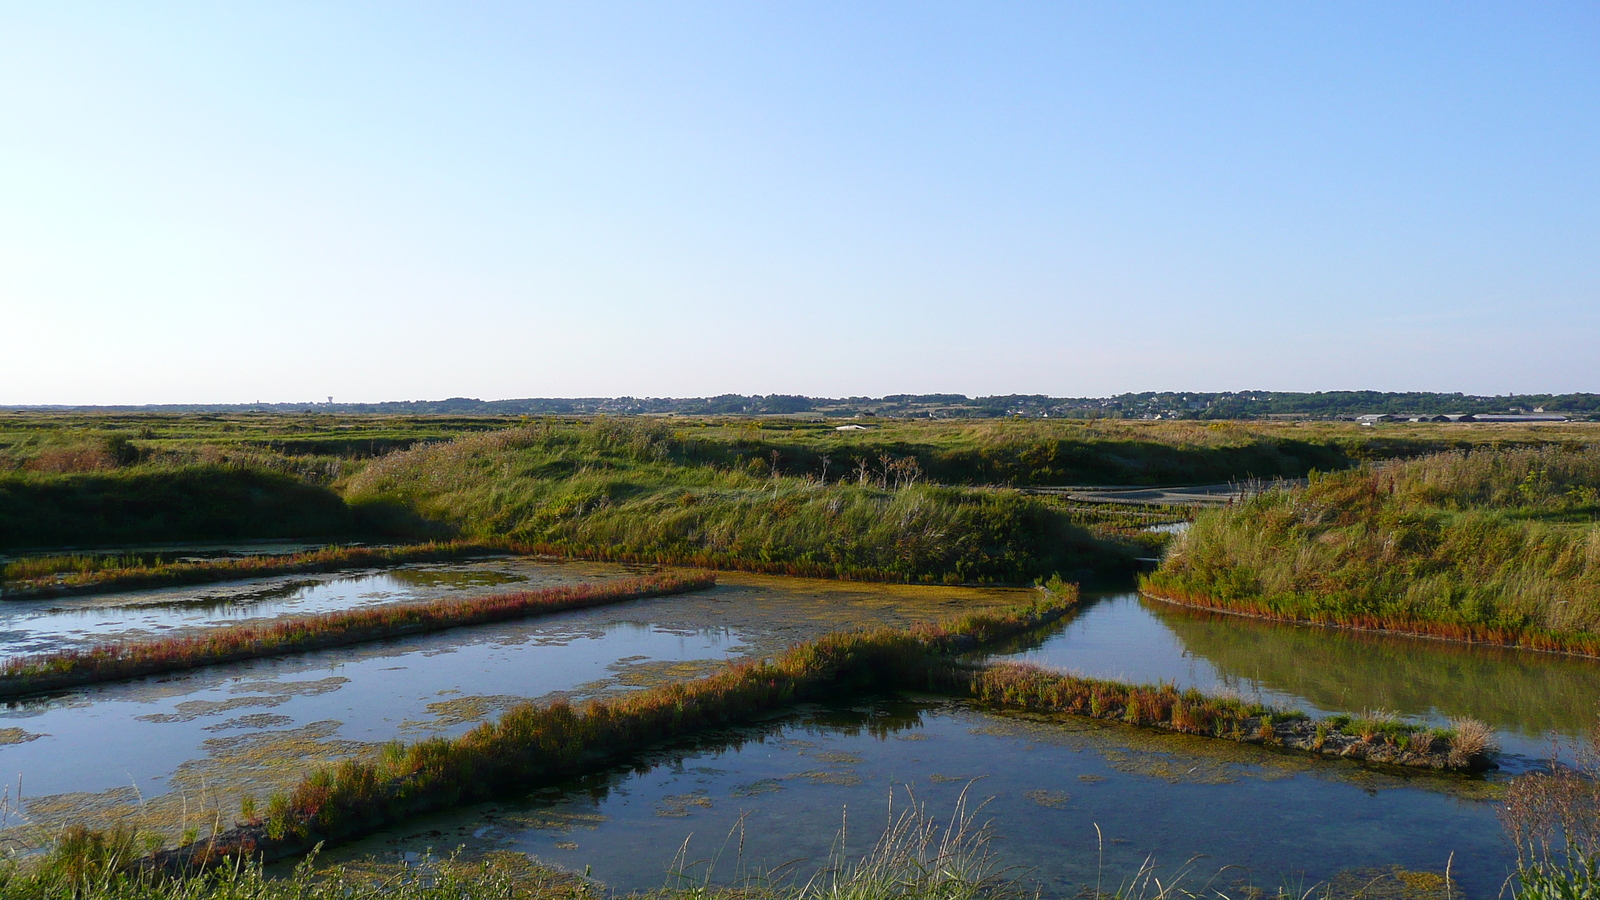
[3,2,1596,404]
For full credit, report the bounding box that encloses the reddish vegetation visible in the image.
[960,661,1274,732]
[957,662,1489,770]
[0,570,716,698]
[1139,581,1600,659]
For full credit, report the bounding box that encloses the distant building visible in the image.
[1470,414,1569,423]
[1356,414,1394,425]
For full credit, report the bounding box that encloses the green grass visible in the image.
[340,422,1146,583]
[0,842,594,900]
[0,793,1015,900]
[0,467,360,550]
[1,541,502,598]
[0,821,1462,900]
[1143,445,1600,654]
[9,411,1598,581]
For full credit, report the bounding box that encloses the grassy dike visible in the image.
[15,415,1595,582]
[0,571,715,698]
[0,541,509,599]
[1143,446,1600,656]
[0,466,360,550]
[342,422,1145,583]
[957,664,1494,770]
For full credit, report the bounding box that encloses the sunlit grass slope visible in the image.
[7,411,1595,560]
[0,467,357,549]
[1145,446,1600,653]
[342,421,1141,582]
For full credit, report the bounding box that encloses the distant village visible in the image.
[9,391,1597,422]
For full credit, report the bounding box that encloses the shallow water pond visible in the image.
[0,564,1579,892]
[0,567,1029,840]
[322,697,1509,898]
[0,557,628,659]
[998,590,1600,761]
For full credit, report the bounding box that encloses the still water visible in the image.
[0,557,626,659]
[3,560,1592,896]
[0,566,1028,840]
[1000,589,1600,761]
[325,697,1511,897]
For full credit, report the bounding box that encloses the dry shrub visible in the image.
[23,446,116,473]
[1500,717,1600,878]
[1446,717,1496,765]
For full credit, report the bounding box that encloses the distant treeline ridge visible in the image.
[8,391,1599,419]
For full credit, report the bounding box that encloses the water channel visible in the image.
[0,556,626,658]
[0,561,1029,841]
[2,558,1594,896]
[324,697,1509,897]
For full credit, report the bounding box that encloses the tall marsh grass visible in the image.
[344,422,1141,583]
[0,466,358,550]
[0,844,591,900]
[1500,717,1600,898]
[1144,446,1600,654]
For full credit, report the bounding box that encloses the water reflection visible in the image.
[0,615,745,840]
[999,591,1600,760]
[322,698,1511,898]
[0,569,1030,842]
[0,560,617,659]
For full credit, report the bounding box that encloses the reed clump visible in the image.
[1500,717,1600,898]
[0,571,716,697]
[0,541,505,599]
[956,664,1493,770]
[0,843,592,900]
[1144,446,1600,655]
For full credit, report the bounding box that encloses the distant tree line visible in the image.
[7,391,1598,419]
